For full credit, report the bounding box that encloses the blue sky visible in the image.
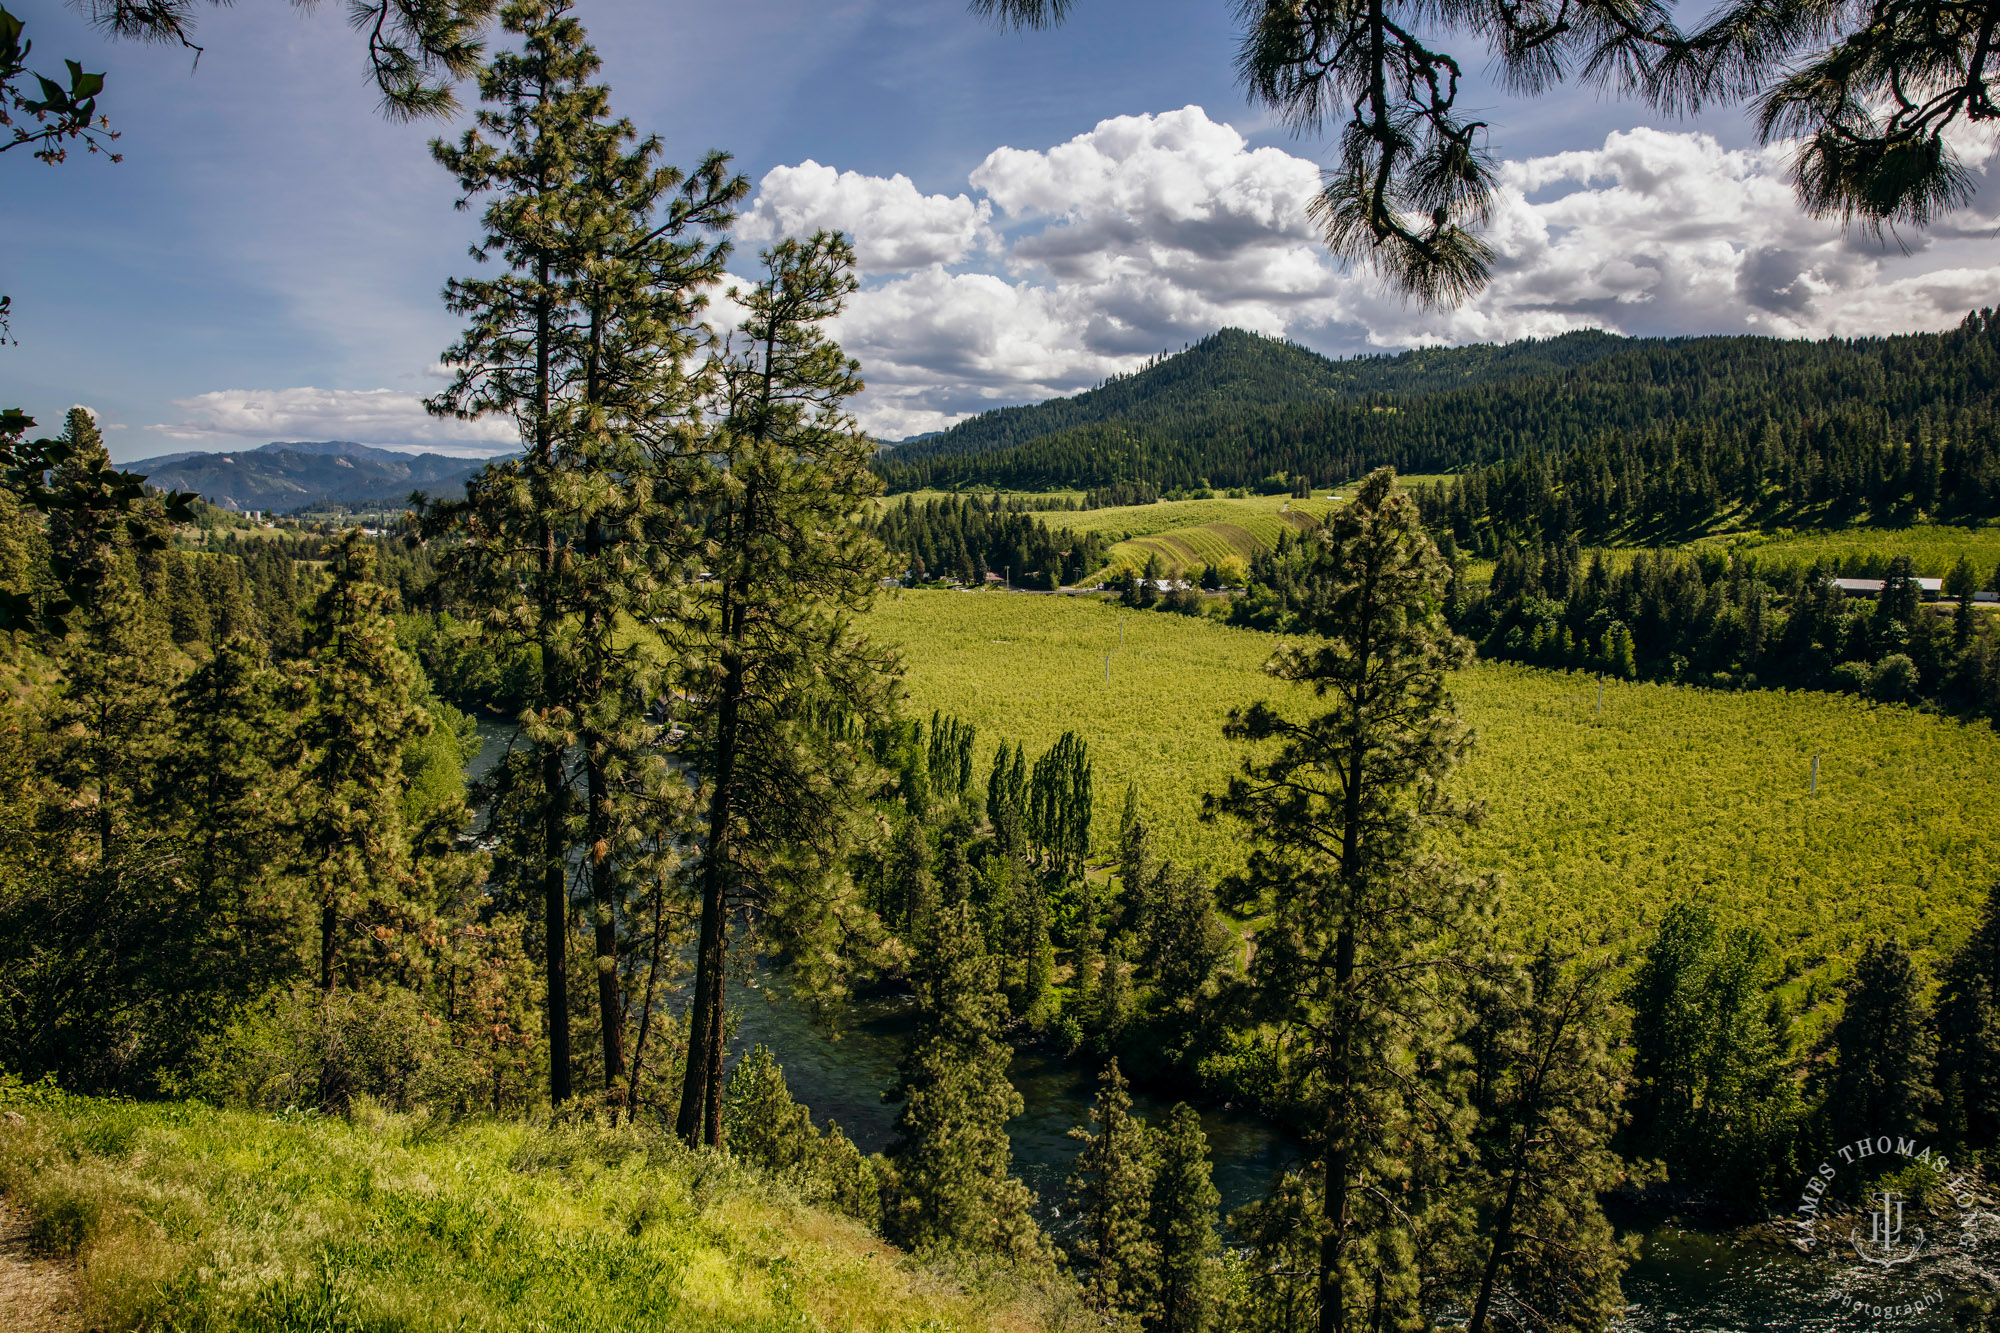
[5,0,1999,461]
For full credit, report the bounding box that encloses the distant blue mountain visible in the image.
[127,440,506,513]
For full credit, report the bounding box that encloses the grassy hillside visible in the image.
[1033,477,1455,579]
[869,591,2000,1002]
[1094,515,1319,578]
[0,1082,1064,1333]
[1027,495,1335,579]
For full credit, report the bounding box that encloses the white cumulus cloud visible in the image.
[168,114,2000,449]
[726,108,2000,438]
[159,386,519,454]
[738,160,994,273]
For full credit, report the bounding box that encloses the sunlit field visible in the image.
[868,589,2000,1009]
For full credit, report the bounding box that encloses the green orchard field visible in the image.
[1689,523,2000,577]
[866,589,2000,1005]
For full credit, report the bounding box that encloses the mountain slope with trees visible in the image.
[875,318,2000,523]
[884,326,1631,465]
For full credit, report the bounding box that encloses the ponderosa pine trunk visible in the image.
[583,513,625,1099]
[533,248,573,1108]
[1320,578,1376,1333]
[676,587,745,1145]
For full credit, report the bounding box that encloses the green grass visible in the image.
[867,590,2000,1002]
[0,1084,1063,1333]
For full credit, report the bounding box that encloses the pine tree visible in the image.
[1208,467,1483,1333]
[41,409,179,866]
[720,1045,880,1222]
[1149,866,1230,1008]
[893,816,939,943]
[565,135,742,1105]
[163,636,288,915]
[1150,1102,1223,1333]
[1826,937,1935,1146]
[1095,935,1134,1047]
[425,0,612,1105]
[47,551,177,868]
[287,532,429,1023]
[1464,951,1628,1333]
[669,233,897,1146]
[1624,899,1796,1198]
[1625,898,1719,1151]
[1118,813,1160,948]
[1067,1059,1160,1318]
[884,901,1046,1259]
[1935,883,2000,1151]
[426,0,744,1104]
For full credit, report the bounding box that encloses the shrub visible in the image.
[723,1045,880,1226]
[1872,653,1921,702]
[192,984,481,1113]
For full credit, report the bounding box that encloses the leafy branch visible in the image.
[0,5,119,165]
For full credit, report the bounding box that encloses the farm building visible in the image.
[1832,577,1945,600]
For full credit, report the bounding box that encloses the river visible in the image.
[468,717,1997,1329]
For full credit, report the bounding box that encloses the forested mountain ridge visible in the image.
[874,314,2000,511]
[882,326,1631,470]
[130,439,501,513]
